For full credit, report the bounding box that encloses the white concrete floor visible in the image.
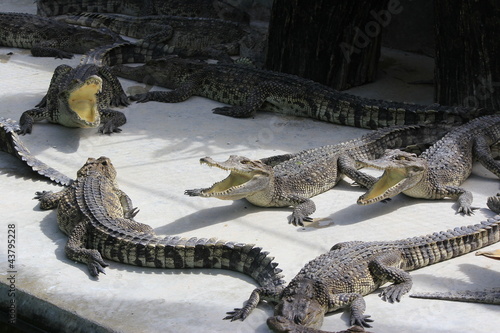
[1,1,499,332]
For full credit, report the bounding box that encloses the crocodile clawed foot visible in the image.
[17,124,33,135]
[34,190,52,200]
[223,307,249,321]
[288,215,313,227]
[350,314,373,328]
[456,206,478,216]
[125,207,140,219]
[87,251,109,277]
[99,123,122,134]
[379,284,409,303]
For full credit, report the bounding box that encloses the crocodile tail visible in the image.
[401,215,500,270]
[0,118,72,186]
[94,229,286,291]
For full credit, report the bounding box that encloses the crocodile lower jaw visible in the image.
[357,167,409,205]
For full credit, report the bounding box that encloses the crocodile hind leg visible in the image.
[212,82,272,118]
[474,136,500,178]
[368,251,413,303]
[65,221,109,276]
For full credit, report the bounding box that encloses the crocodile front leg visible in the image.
[224,287,280,321]
[18,108,51,135]
[98,109,127,134]
[288,195,316,227]
[65,221,109,276]
[439,185,476,215]
[329,293,374,328]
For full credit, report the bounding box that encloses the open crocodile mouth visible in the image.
[357,166,410,205]
[68,75,102,126]
[197,157,256,198]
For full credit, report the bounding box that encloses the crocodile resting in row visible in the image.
[185,124,450,226]
[357,114,500,215]
[0,117,72,186]
[36,0,250,22]
[225,203,500,331]
[0,12,123,59]
[34,156,287,324]
[19,63,130,134]
[57,12,266,65]
[112,57,490,130]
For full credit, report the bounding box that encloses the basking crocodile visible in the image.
[185,124,450,226]
[0,12,123,59]
[225,214,500,331]
[19,63,130,134]
[37,0,250,23]
[34,157,285,310]
[112,57,488,130]
[57,12,266,64]
[0,117,72,186]
[357,115,500,214]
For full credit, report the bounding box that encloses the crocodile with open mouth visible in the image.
[19,63,129,134]
[185,124,450,226]
[356,115,500,214]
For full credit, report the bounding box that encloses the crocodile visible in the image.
[357,115,500,214]
[0,12,124,59]
[112,57,489,130]
[225,213,500,331]
[185,124,450,226]
[0,117,72,186]
[34,156,285,310]
[37,0,250,23]
[57,12,266,64]
[19,62,130,134]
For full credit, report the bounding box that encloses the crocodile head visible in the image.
[271,279,328,330]
[357,149,427,205]
[77,156,116,180]
[185,155,272,200]
[58,74,103,128]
